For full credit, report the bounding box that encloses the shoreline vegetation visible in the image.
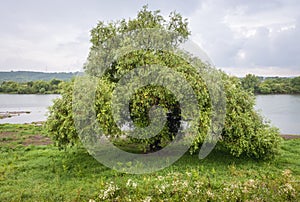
[0,79,64,94]
[241,74,300,94]
[0,72,299,95]
[0,71,81,94]
[1,121,299,137]
[0,123,299,201]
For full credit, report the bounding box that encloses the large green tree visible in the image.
[46,6,281,159]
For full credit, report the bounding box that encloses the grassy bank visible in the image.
[0,124,299,201]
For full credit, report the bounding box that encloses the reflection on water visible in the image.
[255,95,300,134]
[0,94,60,124]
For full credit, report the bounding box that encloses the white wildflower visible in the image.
[281,183,295,195]
[157,175,164,181]
[99,181,119,200]
[126,179,138,188]
[159,184,166,194]
[132,182,137,188]
[206,190,214,198]
[182,180,189,188]
[244,179,256,189]
[282,169,292,177]
[142,196,152,202]
[126,179,132,187]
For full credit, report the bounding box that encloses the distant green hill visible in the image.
[0,71,81,82]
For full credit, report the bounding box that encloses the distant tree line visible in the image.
[241,74,300,94]
[2,74,299,95]
[0,71,79,83]
[0,79,64,94]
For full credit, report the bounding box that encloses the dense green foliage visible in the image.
[0,79,64,94]
[1,124,299,201]
[45,82,77,147]
[46,6,282,160]
[0,71,78,83]
[241,74,300,94]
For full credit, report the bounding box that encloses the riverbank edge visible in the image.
[1,123,300,139]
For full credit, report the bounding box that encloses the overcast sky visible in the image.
[0,0,299,76]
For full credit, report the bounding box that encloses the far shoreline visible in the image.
[0,111,31,119]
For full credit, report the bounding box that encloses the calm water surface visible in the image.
[0,94,60,124]
[0,94,299,134]
[255,95,300,134]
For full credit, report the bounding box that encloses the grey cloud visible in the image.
[234,19,300,70]
[189,0,300,76]
[0,0,200,72]
[0,0,299,75]
[1,57,48,71]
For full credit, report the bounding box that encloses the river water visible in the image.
[255,94,300,134]
[0,94,299,134]
[0,94,60,124]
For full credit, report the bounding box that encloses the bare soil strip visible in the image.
[280,134,300,140]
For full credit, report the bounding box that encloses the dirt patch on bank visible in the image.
[0,131,52,146]
[0,131,17,138]
[281,134,300,140]
[22,135,52,146]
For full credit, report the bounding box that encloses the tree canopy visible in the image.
[46,6,281,160]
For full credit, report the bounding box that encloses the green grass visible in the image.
[0,124,299,201]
